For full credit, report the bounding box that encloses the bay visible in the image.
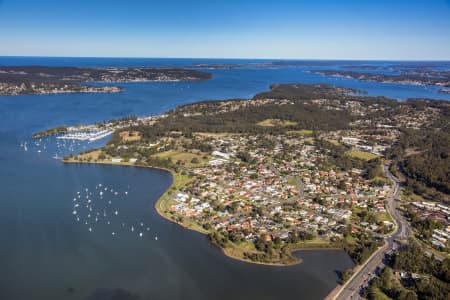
[0,57,447,300]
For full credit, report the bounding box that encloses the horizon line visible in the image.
[0,55,449,62]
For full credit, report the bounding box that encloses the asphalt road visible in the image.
[334,165,406,300]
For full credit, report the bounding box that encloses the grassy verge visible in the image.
[289,240,341,251]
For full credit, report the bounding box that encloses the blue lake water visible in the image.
[0,57,449,300]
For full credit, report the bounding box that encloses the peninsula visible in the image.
[311,68,450,93]
[0,66,212,95]
[47,83,449,267]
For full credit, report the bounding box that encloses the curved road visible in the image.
[333,164,408,300]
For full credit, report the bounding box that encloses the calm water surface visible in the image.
[1,57,448,300]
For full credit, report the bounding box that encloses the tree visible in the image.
[397,290,417,300]
[255,234,266,251]
[340,268,354,283]
[237,151,251,163]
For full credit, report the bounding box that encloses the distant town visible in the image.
[0,66,211,95]
[310,64,450,94]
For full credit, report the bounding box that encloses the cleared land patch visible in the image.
[152,150,209,167]
[257,119,298,127]
[347,150,380,161]
[288,129,314,136]
[119,130,142,142]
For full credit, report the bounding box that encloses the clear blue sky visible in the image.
[0,0,449,60]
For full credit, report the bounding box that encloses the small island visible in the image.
[48,84,449,266]
[0,66,212,95]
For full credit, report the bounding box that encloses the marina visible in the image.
[56,129,113,141]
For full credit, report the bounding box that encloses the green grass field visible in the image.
[288,129,314,136]
[347,150,380,161]
[375,212,393,223]
[152,150,208,167]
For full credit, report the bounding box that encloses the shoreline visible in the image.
[63,158,343,267]
[0,65,212,96]
[0,86,123,96]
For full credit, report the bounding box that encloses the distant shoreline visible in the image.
[0,65,212,95]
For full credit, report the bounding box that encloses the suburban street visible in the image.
[333,164,407,300]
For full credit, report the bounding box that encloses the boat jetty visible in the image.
[32,114,167,141]
[57,129,113,141]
